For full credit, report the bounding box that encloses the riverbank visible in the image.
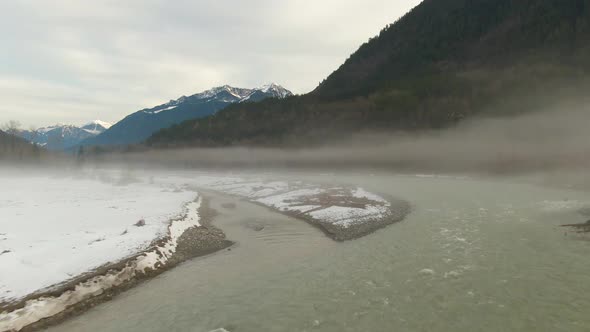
[0,172,198,304]
[0,196,232,332]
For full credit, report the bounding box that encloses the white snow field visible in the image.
[0,172,195,304]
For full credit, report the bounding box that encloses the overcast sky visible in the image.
[0,0,420,128]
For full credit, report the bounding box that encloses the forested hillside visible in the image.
[148,0,590,147]
[0,130,43,161]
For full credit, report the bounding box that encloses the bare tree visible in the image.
[2,120,21,135]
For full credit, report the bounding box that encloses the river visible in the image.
[45,172,590,332]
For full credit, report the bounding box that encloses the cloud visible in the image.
[0,0,420,127]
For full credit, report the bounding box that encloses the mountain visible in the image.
[241,83,293,102]
[81,120,113,135]
[147,0,590,147]
[81,83,293,146]
[18,120,112,150]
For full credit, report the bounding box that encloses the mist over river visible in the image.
[37,170,590,332]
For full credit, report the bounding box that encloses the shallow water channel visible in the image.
[46,172,590,332]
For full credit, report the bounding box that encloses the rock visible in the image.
[419,268,435,276]
[251,225,265,231]
[134,219,146,227]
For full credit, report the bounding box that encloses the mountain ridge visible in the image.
[81,83,293,147]
[17,121,112,150]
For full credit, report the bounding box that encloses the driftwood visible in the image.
[560,220,590,233]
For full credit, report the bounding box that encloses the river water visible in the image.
[46,172,590,332]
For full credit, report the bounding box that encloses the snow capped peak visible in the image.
[193,85,253,101]
[140,84,293,116]
[16,121,109,150]
[258,82,281,92]
[81,120,112,135]
[37,125,61,134]
[256,83,292,98]
[239,83,293,102]
[84,120,112,129]
[178,84,293,102]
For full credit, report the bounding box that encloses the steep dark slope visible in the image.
[315,0,589,98]
[148,0,590,147]
[0,130,43,161]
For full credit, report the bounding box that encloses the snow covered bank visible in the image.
[0,197,204,332]
[0,173,195,304]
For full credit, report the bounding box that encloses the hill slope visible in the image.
[0,130,43,161]
[148,0,590,147]
[83,84,292,146]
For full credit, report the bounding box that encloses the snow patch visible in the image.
[145,105,178,115]
[309,205,390,228]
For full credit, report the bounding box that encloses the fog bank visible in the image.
[88,104,590,175]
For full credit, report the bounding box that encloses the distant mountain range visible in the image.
[17,120,112,150]
[80,83,292,147]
